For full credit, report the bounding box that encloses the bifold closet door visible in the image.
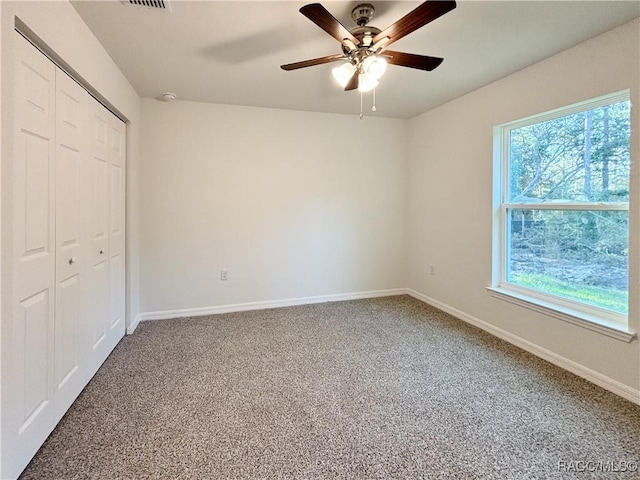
[54,69,89,418]
[5,33,57,476]
[86,97,126,378]
[86,97,111,377]
[3,33,127,480]
[107,108,126,351]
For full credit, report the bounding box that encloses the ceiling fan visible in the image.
[281,1,457,92]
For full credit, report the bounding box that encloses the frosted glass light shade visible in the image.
[332,62,356,88]
[362,55,387,80]
[358,74,378,92]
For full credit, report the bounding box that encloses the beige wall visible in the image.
[139,99,408,313]
[407,19,640,391]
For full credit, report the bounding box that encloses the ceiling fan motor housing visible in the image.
[342,25,381,55]
[352,3,375,26]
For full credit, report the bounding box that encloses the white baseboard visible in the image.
[127,314,141,335]
[135,288,407,324]
[407,289,640,405]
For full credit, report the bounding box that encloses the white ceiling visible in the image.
[71,0,640,119]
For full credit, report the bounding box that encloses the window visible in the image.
[491,91,631,334]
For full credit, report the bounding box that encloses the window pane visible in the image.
[507,209,628,313]
[509,101,630,203]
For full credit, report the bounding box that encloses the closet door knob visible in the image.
[99,249,105,255]
[68,257,76,265]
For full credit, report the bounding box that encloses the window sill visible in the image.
[486,286,636,343]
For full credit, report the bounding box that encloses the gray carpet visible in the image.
[20,296,640,479]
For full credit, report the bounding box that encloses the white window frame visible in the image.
[489,90,635,342]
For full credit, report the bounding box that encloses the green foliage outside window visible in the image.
[509,101,630,203]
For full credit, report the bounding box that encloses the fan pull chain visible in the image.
[360,90,364,120]
[372,88,377,112]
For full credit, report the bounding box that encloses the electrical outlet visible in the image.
[220,269,228,281]
[430,265,435,276]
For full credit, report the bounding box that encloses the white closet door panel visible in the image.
[108,111,125,255]
[86,98,112,376]
[108,113,126,345]
[13,43,55,298]
[13,132,53,295]
[91,159,109,245]
[19,289,51,428]
[54,275,82,398]
[55,73,84,274]
[109,253,125,331]
[109,119,125,165]
[4,34,57,480]
[89,101,109,257]
[56,145,81,257]
[110,162,124,252]
[87,259,110,377]
[91,261,109,346]
[16,47,53,138]
[54,70,88,418]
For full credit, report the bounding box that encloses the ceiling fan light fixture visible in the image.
[362,55,387,80]
[282,1,457,112]
[331,62,356,88]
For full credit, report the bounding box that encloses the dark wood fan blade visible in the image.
[384,51,444,71]
[344,71,359,91]
[281,54,345,71]
[300,3,360,47]
[372,1,456,49]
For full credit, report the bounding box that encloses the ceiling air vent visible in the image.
[124,0,171,11]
